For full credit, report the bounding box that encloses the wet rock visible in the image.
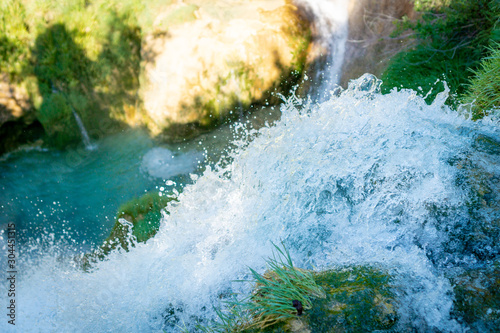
[452,263,500,332]
[103,191,179,252]
[340,0,416,86]
[262,266,398,332]
[76,191,178,270]
[446,134,500,331]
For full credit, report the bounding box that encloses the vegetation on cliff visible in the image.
[188,244,397,333]
[381,0,500,117]
[0,0,313,150]
[0,0,145,148]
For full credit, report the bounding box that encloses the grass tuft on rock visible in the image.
[192,244,397,333]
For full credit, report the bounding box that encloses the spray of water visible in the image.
[3,73,499,332]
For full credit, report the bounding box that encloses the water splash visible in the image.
[141,147,204,179]
[3,76,499,332]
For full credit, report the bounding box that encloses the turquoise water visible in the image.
[0,107,280,252]
[0,130,165,249]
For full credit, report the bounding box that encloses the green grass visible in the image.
[242,244,326,330]
[191,243,326,332]
[190,244,397,332]
[463,43,500,118]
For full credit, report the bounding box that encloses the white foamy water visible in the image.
[3,75,499,332]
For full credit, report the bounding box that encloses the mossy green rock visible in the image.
[259,266,398,333]
[102,191,178,253]
[76,191,177,271]
[452,263,500,331]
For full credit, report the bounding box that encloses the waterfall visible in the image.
[296,0,350,100]
[72,109,96,151]
[4,75,499,332]
[2,3,499,332]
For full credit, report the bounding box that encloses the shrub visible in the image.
[193,244,397,333]
[463,43,500,119]
[381,0,500,106]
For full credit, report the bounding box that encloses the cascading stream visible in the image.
[71,109,96,151]
[295,0,349,100]
[2,74,499,332]
[2,1,499,332]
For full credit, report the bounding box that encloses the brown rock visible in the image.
[139,0,312,140]
[0,75,43,155]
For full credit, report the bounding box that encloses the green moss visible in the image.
[307,266,397,332]
[75,189,180,271]
[194,244,397,333]
[103,191,178,252]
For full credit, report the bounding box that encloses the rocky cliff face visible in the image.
[139,0,312,140]
[340,0,416,86]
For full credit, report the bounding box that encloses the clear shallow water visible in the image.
[2,76,499,332]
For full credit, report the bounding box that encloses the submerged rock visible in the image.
[286,266,398,332]
[452,263,500,332]
[224,265,398,333]
[140,0,312,140]
[103,191,178,252]
[447,134,500,331]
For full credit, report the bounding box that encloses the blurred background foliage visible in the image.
[1,0,499,146]
[0,0,165,147]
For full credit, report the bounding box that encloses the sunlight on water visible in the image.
[2,74,499,332]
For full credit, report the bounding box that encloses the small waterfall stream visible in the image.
[296,0,349,99]
[71,109,96,151]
